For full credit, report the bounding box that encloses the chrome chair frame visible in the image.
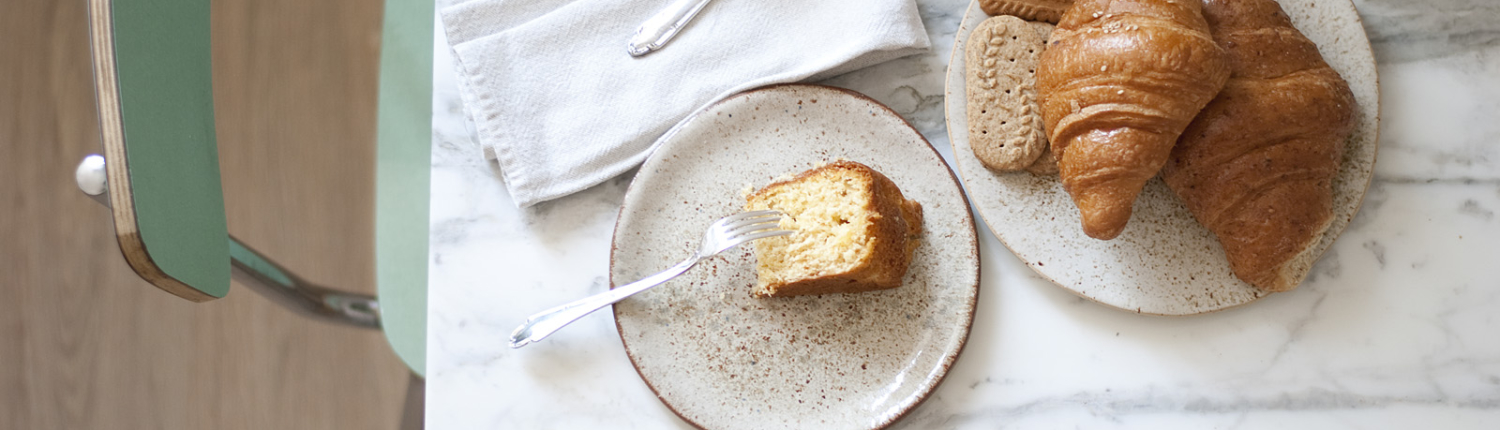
[76,155,382,329]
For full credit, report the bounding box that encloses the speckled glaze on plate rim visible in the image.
[943,0,1380,315]
[610,84,980,430]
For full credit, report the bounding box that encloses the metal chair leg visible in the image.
[400,373,425,430]
[229,238,381,328]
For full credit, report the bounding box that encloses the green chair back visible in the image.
[87,0,432,375]
[375,0,433,376]
[89,0,229,302]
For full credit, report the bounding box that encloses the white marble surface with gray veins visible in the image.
[426,0,1500,427]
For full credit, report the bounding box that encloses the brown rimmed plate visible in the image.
[612,84,980,429]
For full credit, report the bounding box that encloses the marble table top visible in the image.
[426,0,1500,427]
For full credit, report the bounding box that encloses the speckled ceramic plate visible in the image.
[944,0,1379,315]
[611,85,979,430]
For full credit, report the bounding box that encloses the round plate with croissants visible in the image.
[945,0,1379,315]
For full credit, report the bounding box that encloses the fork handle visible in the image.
[626,0,714,57]
[509,255,700,348]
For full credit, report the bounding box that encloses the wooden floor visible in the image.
[1,0,410,428]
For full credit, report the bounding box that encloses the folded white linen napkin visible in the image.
[441,0,930,207]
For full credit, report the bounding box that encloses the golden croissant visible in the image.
[1162,0,1357,292]
[1037,0,1230,240]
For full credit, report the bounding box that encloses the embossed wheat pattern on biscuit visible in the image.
[1008,85,1045,149]
[973,24,1045,148]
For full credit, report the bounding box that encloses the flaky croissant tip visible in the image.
[1074,189,1136,240]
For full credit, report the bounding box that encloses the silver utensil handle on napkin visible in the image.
[627,0,715,57]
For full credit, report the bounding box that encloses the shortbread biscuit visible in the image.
[1028,21,1055,41]
[966,16,1047,172]
[1023,22,1058,176]
[979,0,1073,24]
[1025,145,1059,175]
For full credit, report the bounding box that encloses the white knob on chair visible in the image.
[76,154,110,208]
[76,154,107,196]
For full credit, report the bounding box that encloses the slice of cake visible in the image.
[745,161,923,298]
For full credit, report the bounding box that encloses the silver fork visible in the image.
[508,210,793,348]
